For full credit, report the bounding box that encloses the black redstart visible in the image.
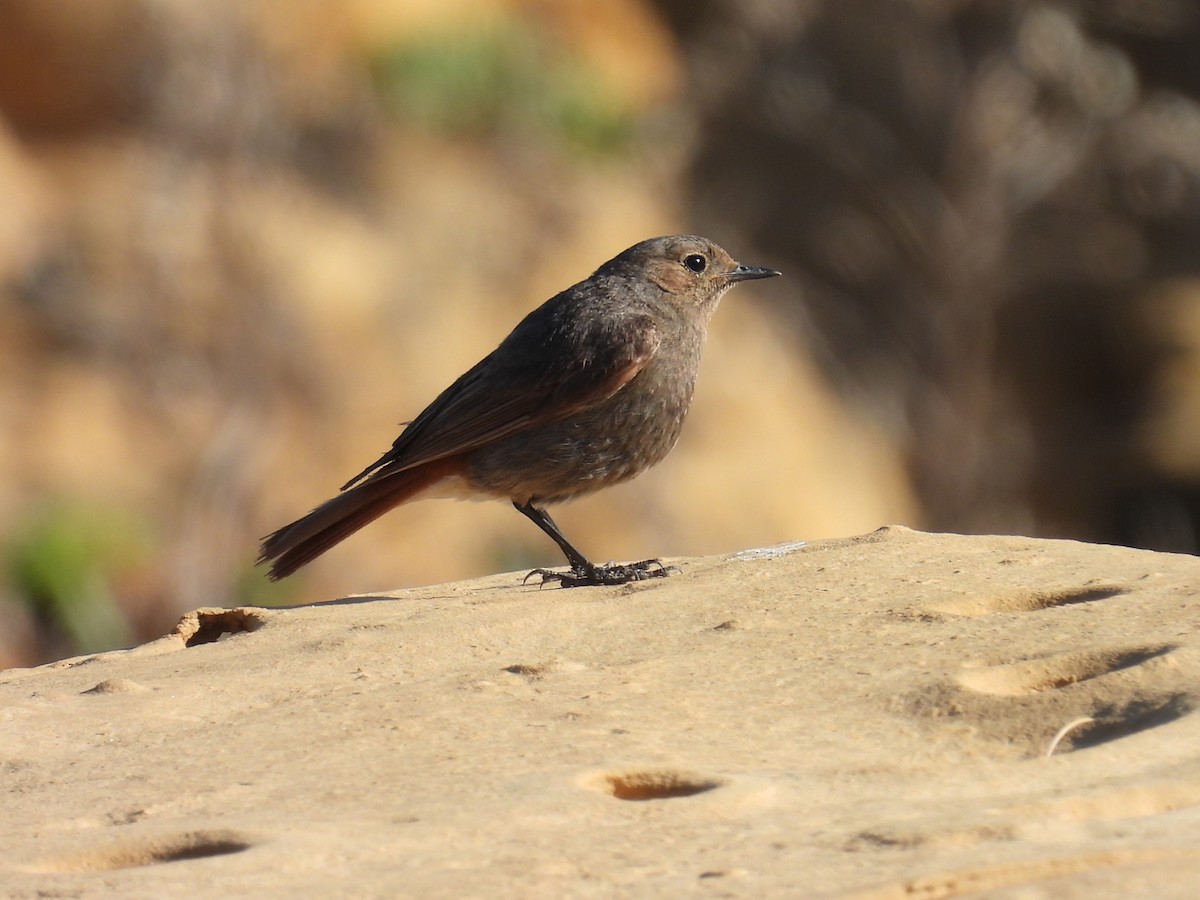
[258,235,780,587]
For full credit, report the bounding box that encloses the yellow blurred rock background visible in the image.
[0,0,910,665]
[3,0,1199,667]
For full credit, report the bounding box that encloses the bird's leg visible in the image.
[513,501,674,588]
[513,501,591,569]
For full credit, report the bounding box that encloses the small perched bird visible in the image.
[258,235,780,587]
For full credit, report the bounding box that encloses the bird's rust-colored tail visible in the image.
[257,462,454,581]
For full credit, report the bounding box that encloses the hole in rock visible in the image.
[1034,586,1130,608]
[1064,694,1193,751]
[183,609,265,647]
[599,769,724,801]
[151,835,251,864]
[37,830,253,872]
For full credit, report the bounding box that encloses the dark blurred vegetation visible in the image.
[1,0,1198,667]
[656,0,1200,550]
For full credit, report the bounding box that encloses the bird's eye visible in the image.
[683,254,707,273]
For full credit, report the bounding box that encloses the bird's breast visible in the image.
[465,345,701,506]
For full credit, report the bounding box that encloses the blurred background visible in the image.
[2,0,1199,667]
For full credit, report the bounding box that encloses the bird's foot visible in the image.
[524,559,677,588]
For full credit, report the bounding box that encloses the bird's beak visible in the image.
[727,264,781,282]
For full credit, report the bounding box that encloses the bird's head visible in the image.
[608,235,780,316]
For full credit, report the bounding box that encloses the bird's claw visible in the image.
[524,559,677,588]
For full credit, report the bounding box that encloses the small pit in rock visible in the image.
[1063,694,1193,751]
[31,830,253,873]
[178,609,266,647]
[591,769,725,801]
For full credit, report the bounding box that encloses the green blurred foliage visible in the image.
[369,18,635,154]
[233,563,302,609]
[4,501,149,654]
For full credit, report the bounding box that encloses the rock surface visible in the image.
[3,527,1199,896]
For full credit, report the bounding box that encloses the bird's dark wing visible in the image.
[341,309,660,489]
